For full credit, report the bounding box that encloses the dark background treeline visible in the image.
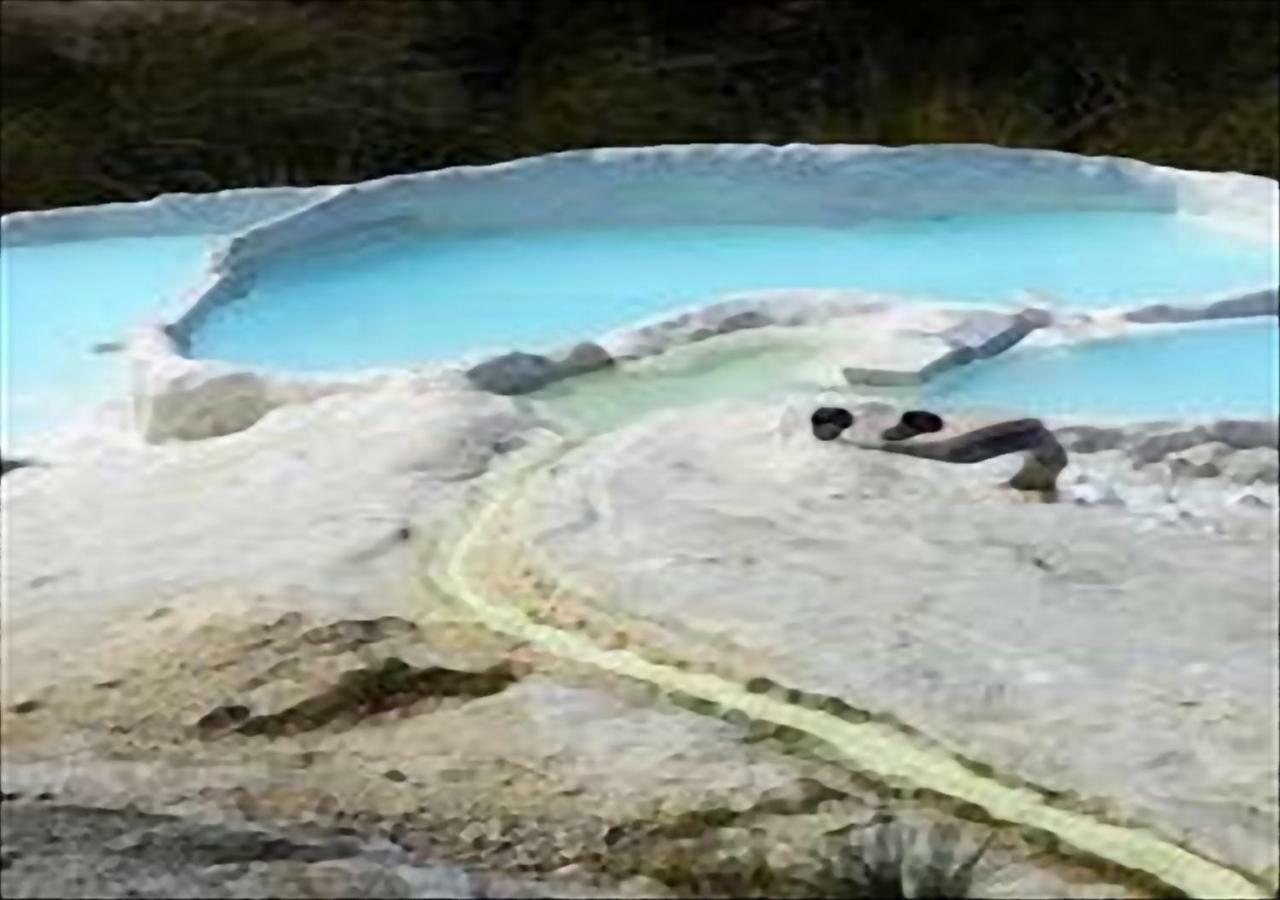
[2,0,1277,214]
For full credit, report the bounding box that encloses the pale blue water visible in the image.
[921,319,1280,420]
[3,212,1276,446]
[1,234,213,443]
[188,214,1277,371]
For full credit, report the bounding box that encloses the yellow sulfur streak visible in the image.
[419,438,1272,900]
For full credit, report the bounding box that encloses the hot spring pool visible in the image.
[921,319,1280,420]
[1,234,214,442]
[2,201,1277,447]
[531,319,1280,433]
[186,213,1278,371]
[531,338,825,436]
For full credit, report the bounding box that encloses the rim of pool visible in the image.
[1,143,1277,452]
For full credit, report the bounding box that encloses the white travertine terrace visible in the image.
[0,185,333,245]
[2,144,1276,445]
[4,147,1277,898]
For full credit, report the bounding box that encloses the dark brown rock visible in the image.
[230,659,519,738]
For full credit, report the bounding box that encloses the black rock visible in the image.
[1,455,40,479]
[882,410,945,441]
[716,310,773,334]
[811,406,855,441]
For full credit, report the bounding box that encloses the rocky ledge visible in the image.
[3,382,1276,899]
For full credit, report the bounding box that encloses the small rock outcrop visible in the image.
[199,658,521,739]
[1221,447,1280,485]
[1210,419,1279,451]
[556,342,615,379]
[1166,443,1232,479]
[467,353,560,395]
[1123,289,1278,324]
[466,342,615,395]
[1130,426,1215,465]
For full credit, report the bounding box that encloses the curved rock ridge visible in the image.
[163,145,1273,375]
[0,185,334,246]
[205,144,1277,275]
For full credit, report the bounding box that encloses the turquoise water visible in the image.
[532,337,825,436]
[1,234,213,443]
[2,212,1275,445]
[921,319,1280,420]
[188,214,1277,371]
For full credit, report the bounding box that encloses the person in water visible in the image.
[810,407,1067,494]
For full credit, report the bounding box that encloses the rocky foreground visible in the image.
[2,382,1277,898]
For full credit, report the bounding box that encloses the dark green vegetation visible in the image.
[2,0,1277,213]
